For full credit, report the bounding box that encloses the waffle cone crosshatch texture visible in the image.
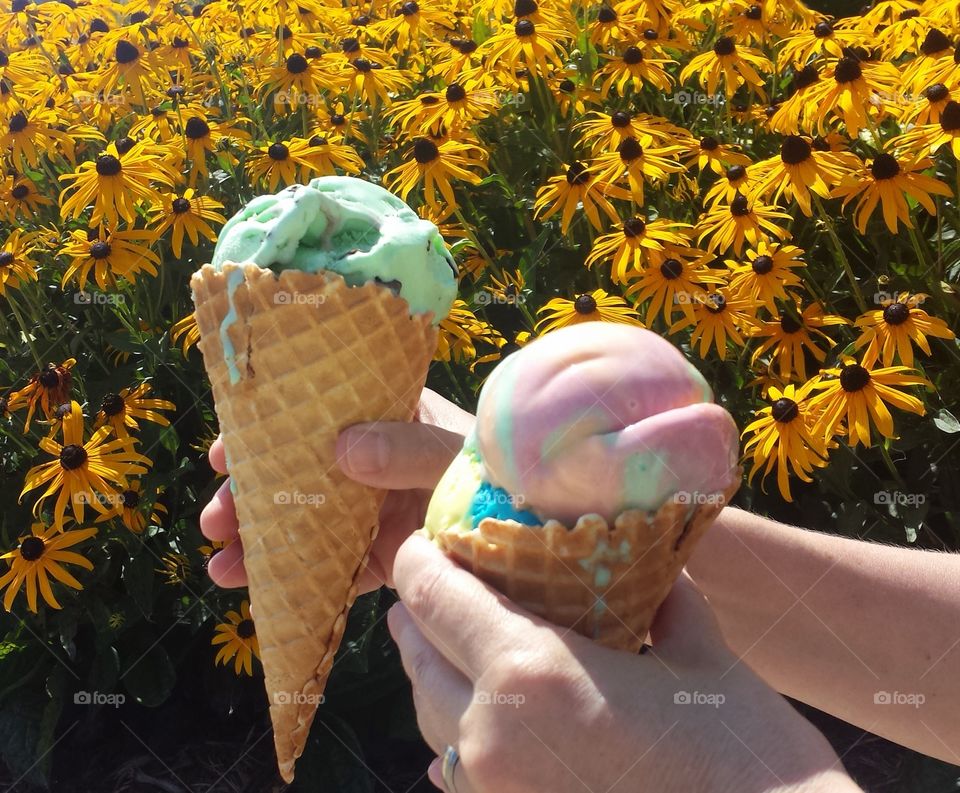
[429,478,740,652]
[191,261,437,781]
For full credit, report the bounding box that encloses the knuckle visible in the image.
[401,561,447,623]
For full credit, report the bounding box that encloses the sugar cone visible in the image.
[191,262,437,782]
[428,479,739,652]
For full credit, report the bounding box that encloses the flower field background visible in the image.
[0,0,958,788]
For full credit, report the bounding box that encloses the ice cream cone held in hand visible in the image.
[422,323,741,651]
[191,177,456,782]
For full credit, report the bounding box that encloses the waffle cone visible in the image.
[429,479,739,652]
[191,262,437,782]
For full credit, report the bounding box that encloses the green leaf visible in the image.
[158,424,180,455]
[933,409,960,434]
[119,634,175,707]
[87,644,119,694]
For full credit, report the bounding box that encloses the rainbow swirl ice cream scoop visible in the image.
[423,323,741,651]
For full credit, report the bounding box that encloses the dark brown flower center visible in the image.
[780,312,802,333]
[184,116,210,139]
[771,397,799,423]
[618,136,643,161]
[883,302,910,325]
[598,5,617,22]
[705,293,726,312]
[643,28,658,40]
[871,153,900,180]
[611,110,631,127]
[515,19,535,36]
[623,217,646,237]
[331,112,346,125]
[814,21,833,37]
[10,184,28,199]
[726,164,746,180]
[89,18,109,33]
[700,135,719,151]
[115,40,139,64]
[834,57,862,84]
[100,392,125,416]
[744,4,761,19]
[840,364,870,392]
[90,241,111,259]
[751,254,774,274]
[8,111,27,134]
[353,58,373,72]
[304,45,321,58]
[781,135,811,165]
[413,137,439,163]
[39,368,60,388]
[559,78,575,92]
[660,258,683,279]
[236,618,256,639]
[60,444,88,470]
[171,197,191,214]
[926,83,949,102]
[286,53,308,73]
[730,193,750,216]
[115,136,134,156]
[899,8,920,20]
[0,251,13,266]
[515,0,537,15]
[574,293,597,314]
[268,142,289,160]
[308,135,327,146]
[171,35,189,48]
[623,45,643,64]
[401,0,418,14]
[713,36,735,57]
[19,536,44,561]
[341,37,360,53]
[122,489,139,508]
[565,161,590,185]
[11,0,29,13]
[940,100,960,131]
[446,83,466,102]
[920,28,951,55]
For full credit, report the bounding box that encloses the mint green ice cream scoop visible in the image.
[212,176,458,323]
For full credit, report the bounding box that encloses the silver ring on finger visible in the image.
[441,745,460,793]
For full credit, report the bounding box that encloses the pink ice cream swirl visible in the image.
[474,323,740,525]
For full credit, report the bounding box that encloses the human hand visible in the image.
[388,534,861,793]
[199,388,474,591]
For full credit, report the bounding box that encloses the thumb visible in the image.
[337,421,463,490]
[650,571,728,660]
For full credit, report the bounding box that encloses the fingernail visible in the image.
[341,427,390,474]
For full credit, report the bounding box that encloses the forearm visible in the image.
[687,507,960,763]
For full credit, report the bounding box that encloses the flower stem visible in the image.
[812,196,867,314]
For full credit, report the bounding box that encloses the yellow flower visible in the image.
[809,358,930,447]
[536,290,642,333]
[212,600,260,676]
[171,312,200,355]
[679,35,771,99]
[750,301,849,382]
[7,359,76,433]
[853,293,955,368]
[20,402,150,531]
[94,382,176,438]
[534,161,628,234]
[695,193,791,254]
[742,382,829,502]
[0,523,96,613]
[246,138,330,193]
[60,226,160,292]
[599,43,675,96]
[727,240,805,312]
[147,189,226,259]
[384,137,487,212]
[480,18,572,79]
[668,287,760,360]
[586,215,694,284]
[625,254,727,326]
[435,300,505,362]
[0,228,38,297]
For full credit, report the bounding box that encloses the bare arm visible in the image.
[687,507,960,764]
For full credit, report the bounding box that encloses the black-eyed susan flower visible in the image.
[246,138,326,192]
[892,99,960,159]
[480,18,571,80]
[20,401,150,530]
[95,383,176,438]
[533,161,628,234]
[742,382,829,502]
[0,107,76,168]
[550,72,603,115]
[776,19,872,68]
[576,109,684,152]
[589,4,641,46]
[695,192,791,254]
[61,227,160,292]
[0,228,37,296]
[301,135,364,176]
[586,215,694,284]
[374,0,454,49]
[750,135,860,216]
[625,254,728,325]
[810,358,929,447]
[340,57,411,108]
[428,37,483,81]
[59,140,175,228]
[97,479,165,534]
[148,189,226,259]
[157,552,191,586]
[262,50,339,109]
[212,600,260,676]
[830,150,951,233]
[435,300,505,362]
[171,311,199,355]
[750,300,849,381]
[94,37,158,106]
[481,268,527,307]
[178,113,250,182]
[419,79,500,131]
[679,35,771,99]
[853,293,955,367]
[7,359,76,432]
[704,164,754,207]
[535,289,642,333]
[599,43,675,96]
[0,523,96,613]
[0,174,52,221]
[806,55,901,135]
[727,240,805,311]
[767,62,822,134]
[690,135,751,176]
[384,137,487,212]
[668,287,760,359]
[592,136,686,204]
[898,82,954,127]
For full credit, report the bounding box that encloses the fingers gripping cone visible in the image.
[431,480,739,652]
[191,262,436,781]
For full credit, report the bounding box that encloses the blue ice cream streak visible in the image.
[220,267,245,385]
[469,481,542,529]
